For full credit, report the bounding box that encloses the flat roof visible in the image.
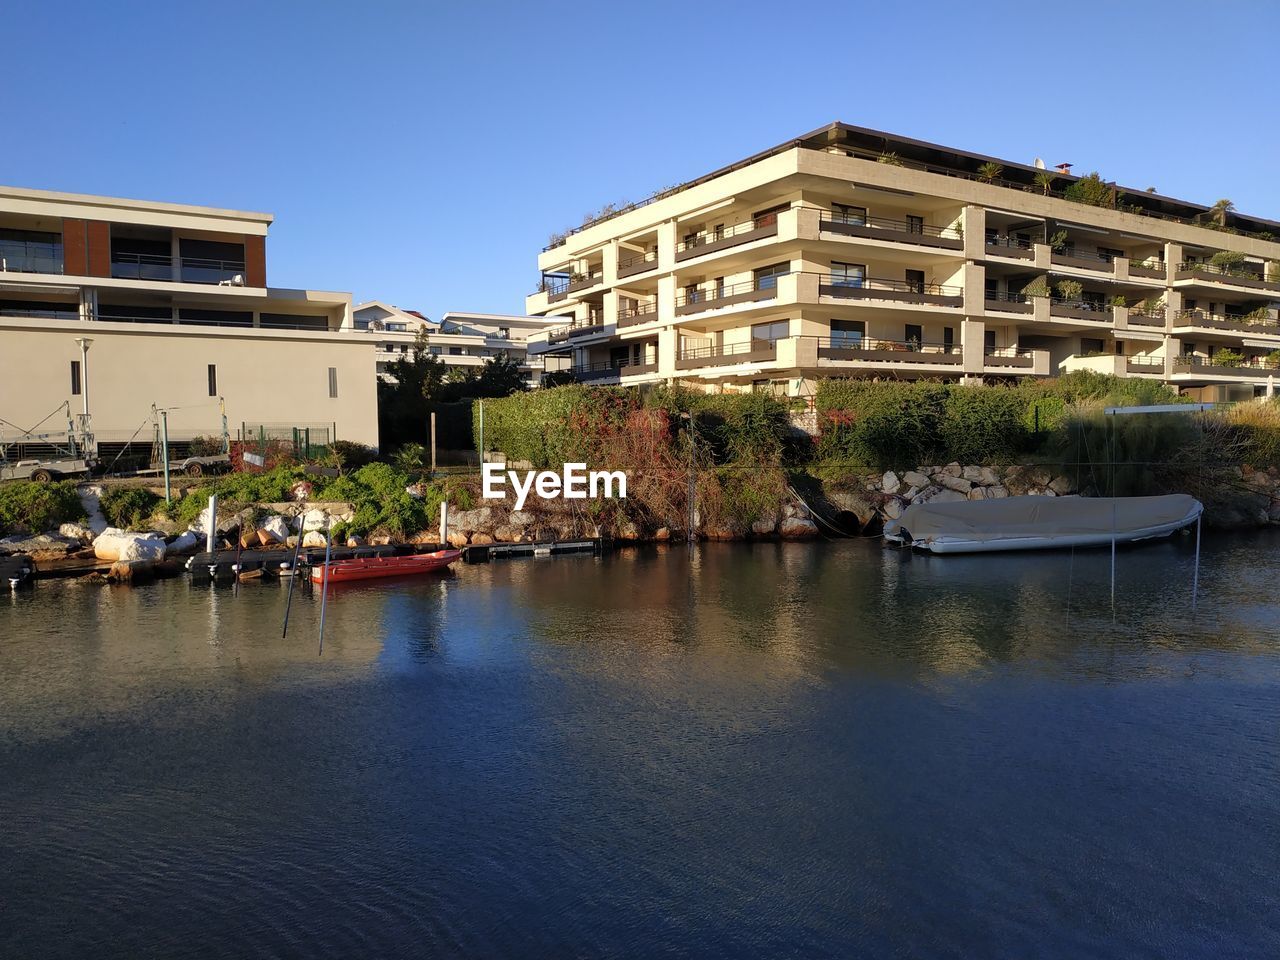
[0,184,273,224]
[546,121,1280,248]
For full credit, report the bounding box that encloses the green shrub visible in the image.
[1063,172,1122,208]
[0,481,85,534]
[1212,349,1245,367]
[99,487,162,529]
[938,387,1029,464]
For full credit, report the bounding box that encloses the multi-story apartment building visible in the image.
[353,302,556,388]
[525,123,1280,402]
[0,185,379,452]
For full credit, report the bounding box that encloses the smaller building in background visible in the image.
[353,301,559,388]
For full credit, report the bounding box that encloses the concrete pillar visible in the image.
[171,233,182,282]
[962,205,985,261]
[961,317,986,375]
[657,326,679,378]
[961,262,984,315]
[657,221,677,273]
[602,240,619,286]
[603,289,618,329]
[78,288,97,322]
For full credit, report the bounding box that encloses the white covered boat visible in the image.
[883,494,1202,554]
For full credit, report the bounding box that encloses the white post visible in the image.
[477,400,485,464]
[206,493,217,554]
[440,500,449,546]
[161,409,171,504]
[74,337,93,419]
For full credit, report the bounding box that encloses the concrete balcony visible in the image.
[617,252,659,279]
[675,279,777,316]
[617,299,658,328]
[1048,298,1114,323]
[574,359,659,382]
[1173,262,1280,294]
[1171,308,1280,339]
[675,338,777,371]
[814,336,963,366]
[983,236,1035,261]
[675,214,780,263]
[818,275,963,309]
[1127,260,1168,281]
[545,272,604,304]
[819,212,963,251]
[984,291,1033,315]
[1050,248,1118,275]
[984,349,1049,375]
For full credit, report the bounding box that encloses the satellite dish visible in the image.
[1034,157,1046,169]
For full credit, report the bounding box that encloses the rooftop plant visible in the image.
[976,161,1003,183]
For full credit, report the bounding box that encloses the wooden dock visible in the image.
[186,543,443,583]
[462,538,607,563]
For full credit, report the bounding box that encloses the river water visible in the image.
[2,535,1278,959]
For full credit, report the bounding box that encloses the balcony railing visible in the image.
[617,299,658,327]
[984,348,1038,369]
[543,271,603,303]
[1128,260,1167,279]
[546,316,606,344]
[1049,297,1112,321]
[675,214,780,261]
[0,306,78,320]
[0,239,63,275]
[675,278,778,315]
[1175,261,1277,290]
[675,338,777,370]
[984,235,1035,259]
[1125,304,1167,327]
[617,251,659,278]
[1125,356,1166,374]
[109,253,247,285]
[815,336,962,364]
[818,275,963,307]
[1173,355,1280,376]
[1050,247,1116,271]
[819,212,963,250]
[1173,308,1280,335]
[984,290,1033,313]
[572,359,659,381]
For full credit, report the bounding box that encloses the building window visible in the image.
[449,347,462,356]
[830,319,865,345]
[751,320,790,342]
[984,330,997,352]
[328,367,338,398]
[943,327,955,351]
[830,262,865,288]
[906,215,924,235]
[754,262,790,290]
[207,364,217,397]
[905,324,923,349]
[387,322,407,332]
[832,203,866,226]
[70,360,81,396]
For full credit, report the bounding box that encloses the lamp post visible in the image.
[73,337,93,420]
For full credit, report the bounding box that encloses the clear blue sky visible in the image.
[4,1,1276,319]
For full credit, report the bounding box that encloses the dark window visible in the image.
[328,367,338,398]
[943,327,955,350]
[70,361,81,396]
[1099,246,1124,262]
[830,319,865,345]
[830,262,865,287]
[714,276,725,299]
[985,278,998,297]
[713,224,724,241]
[833,203,867,226]
[751,320,790,342]
[905,269,925,294]
[905,324,923,348]
[207,364,217,397]
[984,330,997,351]
[684,283,700,304]
[753,262,790,290]
[753,204,786,229]
[1115,341,1124,355]
[906,215,924,234]
[1082,338,1106,354]
[1183,342,1197,356]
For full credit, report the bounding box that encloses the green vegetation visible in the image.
[877,152,904,166]
[1211,349,1245,367]
[0,481,85,534]
[98,487,162,529]
[1055,278,1083,301]
[1034,171,1056,196]
[976,162,1003,183]
[1209,249,1247,273]
[1063,171,1122,208]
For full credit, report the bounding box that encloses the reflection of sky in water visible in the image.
[2,535,1279,958]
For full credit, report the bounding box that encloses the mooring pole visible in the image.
[160,409,171,504]
[318,517,333,656]
[440,500,449,548]
[206,493,218,554]
[281,512,306,639]
[430,411,437,474]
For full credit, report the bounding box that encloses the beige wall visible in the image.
[0,319,379,448]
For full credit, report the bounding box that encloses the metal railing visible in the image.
[676,214,778,253]
[181,257,247,284]
[88,313,327,331]
[1174,355,1280,372]
[1049,297,1111,315]
[985,290,1032,306]
[821,275,963,298]
[538,272,603,297]
[618,299,658,321]
[1176,261,1268,282]
[984,234,1034,251]
[815,336,959,356]
[617,251,658,272]
[1173,308,1280,332]
[0,307,78,319]
[546,316,606,343]
[675,278,778,308]
[1051,247,1116,266]
[109,252,247,284]
[820,211,962,240]
[0,239,63,274]
[111,252,174,281]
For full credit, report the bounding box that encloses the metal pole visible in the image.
[206,493,218,554]
[1192,515,1201,613]
[430,411,437,474]
[440,500,448,547]
[75,337,92,419]
[318,517,333,655]
[160,409,171,504]
[281,511,307,638]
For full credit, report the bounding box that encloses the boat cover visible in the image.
[895,494,1201,545]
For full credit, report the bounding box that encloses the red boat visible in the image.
[310,549,462,584]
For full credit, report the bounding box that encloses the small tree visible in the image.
[1063,171,1122,208]
[1022,277,1051,298]
[1210,249,1247,274]
[976,162,1003,183]
[877,152,904,166]
[1055,279,1084,301]
[1034,171,1056,196]
[1208,198,1234,228]
[476,354,527,397]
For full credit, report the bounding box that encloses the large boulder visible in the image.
[751,517,778,537]
[779,517,819,539]
[881,471,901,494]
[257,515,290,544]
[938,475,972,494]
[446,530,469,548]
[901,470,930,489]
[450,507,495,533]
[166,531,200,555]
[0,533,80,557]
[59,522,94,543]
[94,528,166,562]
[302,530,329,548]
